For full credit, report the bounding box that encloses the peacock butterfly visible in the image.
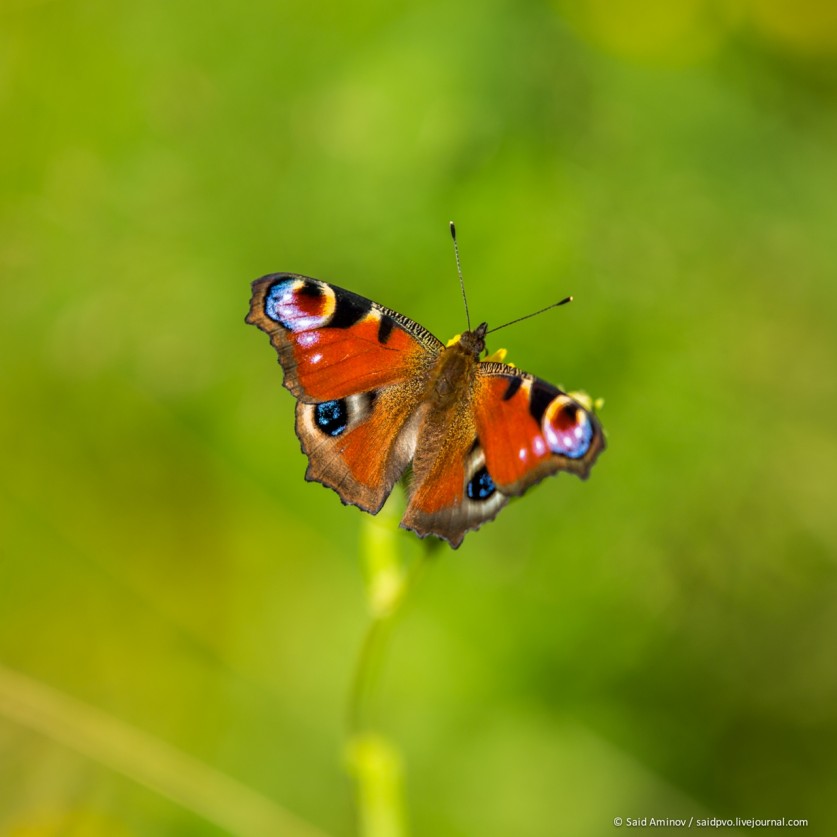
[246,227,605,548]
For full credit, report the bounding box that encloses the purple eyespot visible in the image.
[543,397,593,459]
[264,278,335,331]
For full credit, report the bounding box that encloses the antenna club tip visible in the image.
[560,295,573,305]
[449,221,457,239]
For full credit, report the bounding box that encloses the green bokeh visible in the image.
[2,1,836,834]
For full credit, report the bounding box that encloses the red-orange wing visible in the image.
[247,273,443,401]
[400,364,605,549]
[474,363,605,495]
[401,421,509,549]
[247,273,443,512]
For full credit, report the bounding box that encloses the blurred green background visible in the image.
[2,0,837,834]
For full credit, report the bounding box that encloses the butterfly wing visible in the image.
[247,273,444,512]
[474,361,605,494]
[401,359,605,548]
[401,421,509,549]
[247,273,443,401]
[249,275,605,546]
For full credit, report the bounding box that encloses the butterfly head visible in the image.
[455,322,488,358]
[447,322,512,363]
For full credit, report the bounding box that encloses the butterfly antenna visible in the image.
[450,221,472,331]
[486,296,573,335]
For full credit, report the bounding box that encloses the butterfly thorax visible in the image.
[430,322,488,408]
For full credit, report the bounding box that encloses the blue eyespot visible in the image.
[467,467,496,501]
[314,400,348,437]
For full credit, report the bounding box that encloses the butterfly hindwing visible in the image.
[402,427,508,549]
[295,385,428,513]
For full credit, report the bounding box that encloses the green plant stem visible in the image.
[347,549,430,736]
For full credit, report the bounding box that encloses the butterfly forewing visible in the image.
[247,274,442,401]
[474,364,605,495]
